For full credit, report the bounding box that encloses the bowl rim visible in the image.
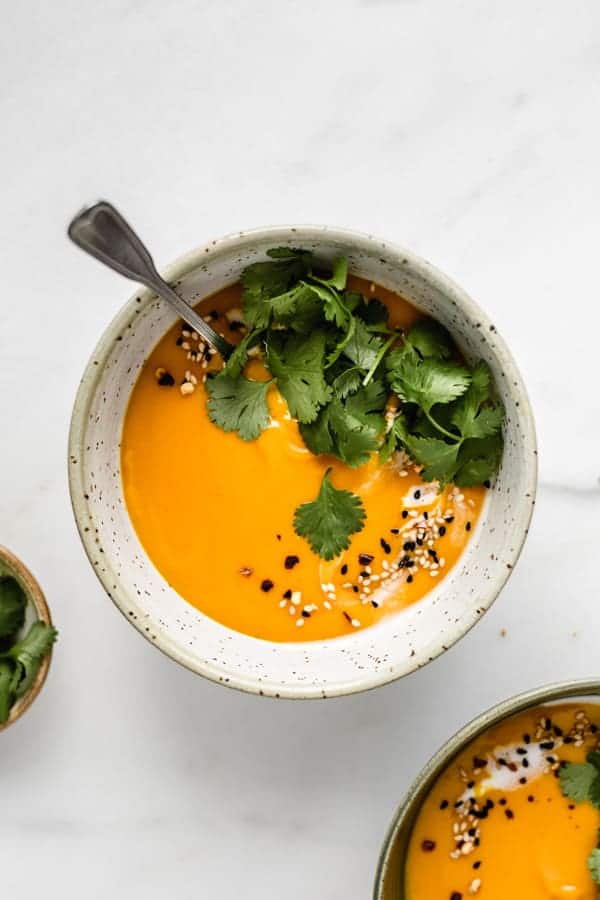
[68,223,538,699]
[373,677,600,899]
[0,545,53,731]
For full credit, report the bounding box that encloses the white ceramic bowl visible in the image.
[68,226,537,699]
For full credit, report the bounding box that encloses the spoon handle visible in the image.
[68,201,233,359]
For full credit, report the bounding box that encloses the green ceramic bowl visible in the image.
[0,545,53,732]
[373,679,600,900]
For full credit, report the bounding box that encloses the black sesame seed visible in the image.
[523,733,531,743]
[390,528,400,534]
[445,516,455,523]
[371,600,379,608]
[341,563,348,575]
[439,525,446,536]
[352,585,359,593]
[402,510,409,519]
[260,579,274,592]
[283,589,292,600]
[358,553,374,565]
[505,809,514,819]
[522,758,529,768]
[451,892,463,900]
[209,309,219,319]
[157,371,175,386]
[466,521,472,531]
[407,575,413,583]
[473,861,481,870]
[380,538,392,554]
[228,320,244,332]
[301,610,310,618]
[421,839,436,852]
[343,611,352,623]
[276,534,281,541]
[284,555,300,570]
[175,336,183,346]
[414,489,421,499]
[439,799,449,810]
[473,756,486,769]
[528,795,534,802]
[423,511,428,519]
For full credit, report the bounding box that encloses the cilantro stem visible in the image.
[424,408,462,443]
[362,334,397,387]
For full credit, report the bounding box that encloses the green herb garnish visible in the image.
[560,754,600,883]
[0,576,57,723]
[204,249,505,558]
[293,469,366,561]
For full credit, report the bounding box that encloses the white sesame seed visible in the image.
[279,599,287,608]
[351,618,361,628]
[180,382,195,396]
[291,590,302,605]
[296,618,304,627]
[191,331,199,340]
[289,606,296,616]
[323,600,332,610]
[181,341,190,350]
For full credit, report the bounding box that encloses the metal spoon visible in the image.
[68,200,234,359]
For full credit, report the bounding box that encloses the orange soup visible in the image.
[406,702,600,899]
[121,277,485,642]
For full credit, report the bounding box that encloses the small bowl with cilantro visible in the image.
[69,225,536,698]
[0,546,57,729]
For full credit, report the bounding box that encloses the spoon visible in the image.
[68,201,234,359]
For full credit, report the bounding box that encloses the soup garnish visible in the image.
[205,250,504,559]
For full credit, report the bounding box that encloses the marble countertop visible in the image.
[1,1,599,897]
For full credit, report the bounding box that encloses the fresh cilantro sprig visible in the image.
[293,469,366,560]
[203,249,505,558]
[560,753,600,884]
[0,576,57,722]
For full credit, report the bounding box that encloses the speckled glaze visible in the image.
[0,545,54,731]
[373,679,600,900]
[68,225,537,699]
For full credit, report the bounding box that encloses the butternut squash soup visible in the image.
[406,702,600,899]
[122,251,501,642]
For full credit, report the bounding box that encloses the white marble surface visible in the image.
[1,1,599,897]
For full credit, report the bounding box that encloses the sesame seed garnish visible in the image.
[421,839,436,852]
[180,381,195,396]
[260,579,274,592]
[155,368,175,386]
[466,521,472,531]
[358,553,374,565]
[284,555,300,570]
[239,566,253,576]
[340,563,348,575]
[296,618,304,627]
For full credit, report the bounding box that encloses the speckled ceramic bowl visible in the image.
[68,225,537,699]
[373,679,600,899]
[0,546,54,731]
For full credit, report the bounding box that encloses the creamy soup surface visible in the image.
[121,277,485,642]
[406,701,600,900]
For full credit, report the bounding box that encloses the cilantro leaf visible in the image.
[454,434,503,487]
[299,381,385,468]
[293,468,366,560]
[386,344,471,412]
[300,400,380,467]
[310,256,348,292]
[267,332,332,424]
[241,252,312,328]
[331,366,363,399]
[406,320,454,359]
[450,361,504,440]
[4,620,57,700]
[270,283,323,332]
[588,848,600,884]
[403,435,459,484]
[206,372,272,440]
[307,282,350,329]
[560,761,600,805]
[0,576,26,641]
[0,661,13,723]
[344,318,385,371]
